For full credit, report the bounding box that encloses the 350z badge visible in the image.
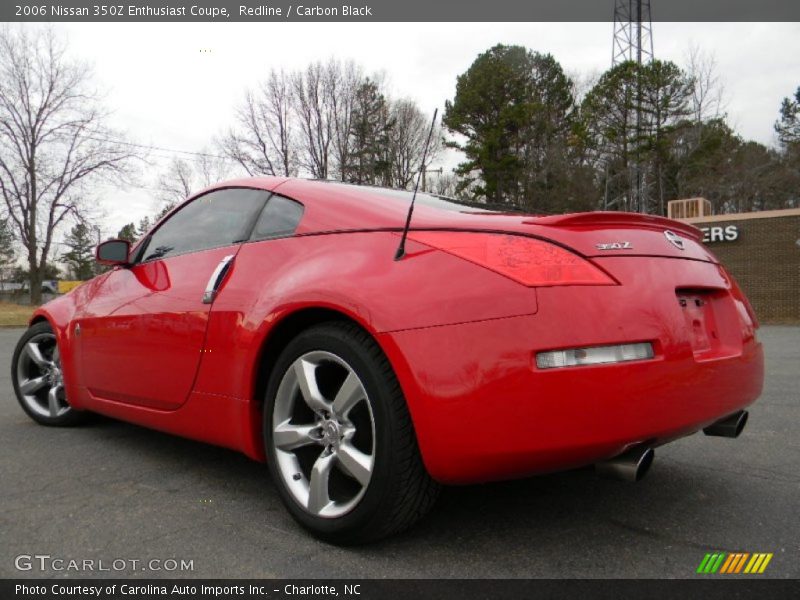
[595,241,633,250]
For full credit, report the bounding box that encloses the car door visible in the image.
[77,187,269,410]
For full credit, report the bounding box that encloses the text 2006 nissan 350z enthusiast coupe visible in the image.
[12,178,763,543]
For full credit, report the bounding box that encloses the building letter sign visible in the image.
[700,225,739,243]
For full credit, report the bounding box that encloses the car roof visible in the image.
[203,176,515,234]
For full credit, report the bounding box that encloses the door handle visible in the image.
[202,254,235,304]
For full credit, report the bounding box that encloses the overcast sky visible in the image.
[47,21,800,237]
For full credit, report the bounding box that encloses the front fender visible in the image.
[28,274,110,410]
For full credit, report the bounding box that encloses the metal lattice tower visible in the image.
[612,0,654,67]
[609,0,654,213]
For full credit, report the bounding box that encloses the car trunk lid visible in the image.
[410,210,716,263]
[528,212,713,262]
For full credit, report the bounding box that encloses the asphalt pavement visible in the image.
[0,326,797,579]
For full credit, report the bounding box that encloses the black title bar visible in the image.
[3,579,800,600]
[3,0,800,22]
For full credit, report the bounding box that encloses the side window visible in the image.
[141,188,268,261]
[250,195,304,241]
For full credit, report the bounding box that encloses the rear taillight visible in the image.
[408,231,616,287]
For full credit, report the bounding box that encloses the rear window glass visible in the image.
[250,195,305,241]
[321,183,526,214]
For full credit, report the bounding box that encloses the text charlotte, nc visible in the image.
[43,4,374,18]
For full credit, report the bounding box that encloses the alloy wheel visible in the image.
[16,332,70,419]
[271,350,376,518]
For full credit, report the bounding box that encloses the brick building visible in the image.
[669,199,800,323]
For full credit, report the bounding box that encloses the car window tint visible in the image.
[250,195,304,241]
[142,188,268,261]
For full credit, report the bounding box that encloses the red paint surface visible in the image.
[31,178,764,483]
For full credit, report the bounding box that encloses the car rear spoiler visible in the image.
[526,212,703,241]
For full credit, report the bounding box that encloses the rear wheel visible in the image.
[11,321,86,426]
[264,322,439,544]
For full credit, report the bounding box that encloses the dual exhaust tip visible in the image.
[596,445,654,482]
[596,410,749,482]
[702,410,748,439]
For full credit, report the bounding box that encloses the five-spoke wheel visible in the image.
[273,350,375,518]
[264,322,439,544]
[12,321,85,426]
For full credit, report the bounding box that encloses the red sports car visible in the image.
[12,178,763,543]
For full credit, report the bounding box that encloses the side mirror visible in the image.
[96,239,131,266]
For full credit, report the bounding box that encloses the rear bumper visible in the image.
[378,258,764,484]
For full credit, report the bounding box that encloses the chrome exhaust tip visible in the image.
[703,410,748,438]
[595,446,654,482]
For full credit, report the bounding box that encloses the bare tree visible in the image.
[329,59,364,181]
[387,99,441,189]
[0,26,134,304]
[155,151,232,214]
[195,149,233,189]
[430,172,460,197]
[292,62,334,178]
[223,58,437,187]
[157,157,195,207]
[220,69,296,177]
[685,44,726,125]
[568,68,600,104]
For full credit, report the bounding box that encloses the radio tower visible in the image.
[612,1,654,67]
[610,0,654,213]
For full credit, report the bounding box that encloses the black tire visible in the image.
[263,321,440,544]
[11,321,87,427]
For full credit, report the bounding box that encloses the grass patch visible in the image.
[0,302,34,327]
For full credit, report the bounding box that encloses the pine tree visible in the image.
[117,223,137,242]
[154,203,176,222]
[60,223,96,281]
[775,86,800,147]
[137,216,152,238]
[346,79,393,185]
[0,218,16,284]
[581,60,692,213]
[444,45,579,208]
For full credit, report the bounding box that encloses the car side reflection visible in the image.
[132,260,171,292]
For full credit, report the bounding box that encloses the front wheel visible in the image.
[11,321,87,426]
[264,322,439,544]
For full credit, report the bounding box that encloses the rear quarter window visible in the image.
[250,195,305,241]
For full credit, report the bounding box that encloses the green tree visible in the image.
[0,218,15,284]
[136,216,152,238]
[665,119,796,213]
[154,203,176,223]
[666,118,740,206]
[444,45,578,209]
[60,223,96,281]
[11,263,60,284]
[345,79,393,185]
[775,87,800,207]
[775,86,800,147]
[116,223,137,242]
[9,265,26,283]
[640,60,694,213]
[581,60,692,213]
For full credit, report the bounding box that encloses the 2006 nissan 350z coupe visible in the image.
[12,178,764,544]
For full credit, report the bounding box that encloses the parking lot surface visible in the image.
[1,326,797,578]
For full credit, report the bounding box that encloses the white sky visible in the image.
[48,21,800,238]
